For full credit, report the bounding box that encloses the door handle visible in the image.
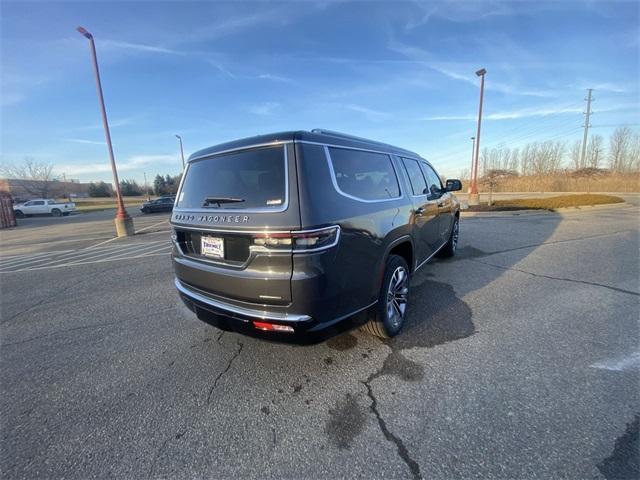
[415,207,424,216]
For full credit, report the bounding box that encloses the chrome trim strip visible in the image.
[323,145,404,204]
[414,240,448,272]
[188,140,293,162]
[299,139,418,158]
[174,145,290,214]
[171,225,341,262]
[175,278,312,322]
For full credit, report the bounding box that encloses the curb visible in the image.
[460,202,633,218]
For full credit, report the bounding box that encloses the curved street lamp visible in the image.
[77,26,134,236]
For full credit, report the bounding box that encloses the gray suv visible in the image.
[171,129,461,341]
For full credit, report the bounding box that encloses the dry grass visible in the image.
[468,194,625,212]
[64,197,151,212]
[459,172,640,193]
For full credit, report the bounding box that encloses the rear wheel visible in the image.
[438,216,459,258]
[14,210,24,218]
[362,254,410,339]
[51,208,62,217]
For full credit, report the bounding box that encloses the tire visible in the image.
[361,254,410,339]
[51,208,62,217]
[438,215,459,258]
[14,210,24,218]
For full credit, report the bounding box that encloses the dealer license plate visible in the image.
[201,236,224,259]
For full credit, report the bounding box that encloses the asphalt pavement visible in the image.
[0,203,638,479]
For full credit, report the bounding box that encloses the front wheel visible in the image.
[438,216,459,258]
[14,210,24,218]
[362,254,410,339]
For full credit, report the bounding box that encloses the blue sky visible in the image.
[1,0,638,183]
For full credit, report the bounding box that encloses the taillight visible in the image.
[253,321,294,333]
[251,226,340,252]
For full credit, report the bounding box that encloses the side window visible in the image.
[328,147,400,201]
[32,200,45,206]
[421,163,443,199]
[24,201,33,206]
[401,158,428,196]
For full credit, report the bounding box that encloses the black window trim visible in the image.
[323,145,403,203]
[400,156,430,198]
[420,161,445,200]
[173,144,290,214]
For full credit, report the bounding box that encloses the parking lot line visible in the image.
[0,250,74,269]
[0,240,172,273]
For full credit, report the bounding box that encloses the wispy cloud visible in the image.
[421,104,584,121]
[74,115,139,131]
[343,104,391,121]
[257,73,294,83]
[99,39,185,56]
[249,101,281,116]
[405,0,514,30]
[421,102,638,121]
[56,154,177,175]
[388,40,555,98]
[63,138,106,145]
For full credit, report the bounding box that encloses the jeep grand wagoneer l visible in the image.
[171,130,461,340]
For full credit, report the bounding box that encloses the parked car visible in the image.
[13,198,75,218]
[140,196,175,214]
[170,129,461,341]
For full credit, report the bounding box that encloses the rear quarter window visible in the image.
[327,147,400,201]
[176,146,286,210]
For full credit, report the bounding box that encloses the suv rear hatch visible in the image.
[171,143,301,305]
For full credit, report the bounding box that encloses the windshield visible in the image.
[176,146,286,210]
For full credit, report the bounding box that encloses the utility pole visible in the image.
[143,172,150,201]
[469,68,486,206]
[579,88,594,169]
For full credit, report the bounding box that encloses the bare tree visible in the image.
[0,157,57,198]
[586,134,604,169]
[609,127,632,172]
[481,169,518,205]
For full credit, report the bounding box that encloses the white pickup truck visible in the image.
[13,199,76,218]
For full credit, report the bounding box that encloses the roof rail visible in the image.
[310,129,379,144]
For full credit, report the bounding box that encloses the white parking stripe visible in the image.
[23,240,167,269]
[18,251,171,272]
[0,251,74,269]
[591,352,640,371]
[69,242,169,264]
[1,240,173,272]
[0,250,69,268]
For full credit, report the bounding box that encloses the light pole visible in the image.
[469,68,486,206]
[77,26,134,236]
[469,136,476,193]
[175,135,185,170]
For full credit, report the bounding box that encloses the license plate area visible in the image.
[201,236,224,259]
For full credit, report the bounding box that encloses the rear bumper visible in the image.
[175,278,372,343]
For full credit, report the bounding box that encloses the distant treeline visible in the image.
[88,174,182,197]
[459,127,640,180]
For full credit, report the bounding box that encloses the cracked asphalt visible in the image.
[1,204,638,479]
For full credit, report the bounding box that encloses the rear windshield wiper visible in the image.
[202,196,245,208]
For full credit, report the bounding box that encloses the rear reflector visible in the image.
[253,321,294,333]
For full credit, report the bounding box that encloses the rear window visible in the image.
[176,146,286,210]
[328,147,400,201]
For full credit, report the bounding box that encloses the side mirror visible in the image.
[445,179,462,192]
